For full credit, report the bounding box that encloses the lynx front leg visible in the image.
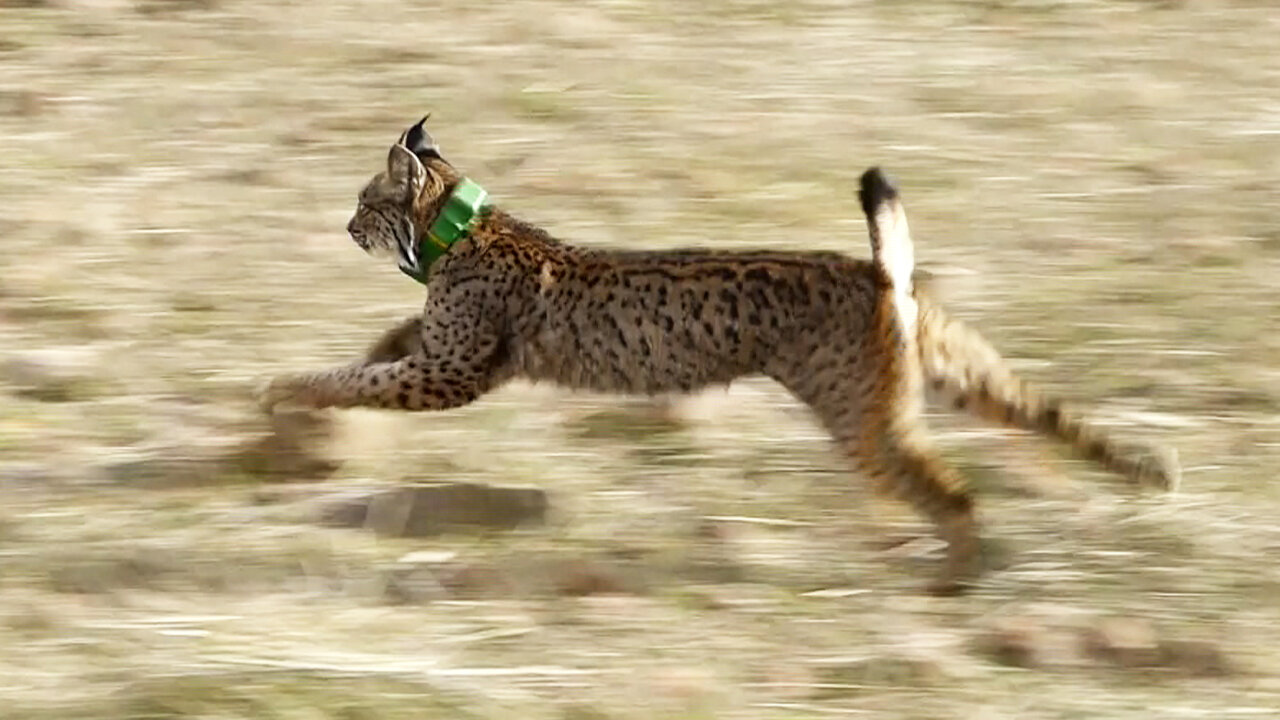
[259,316,502,413]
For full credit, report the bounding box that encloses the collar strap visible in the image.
[401,178,490,284]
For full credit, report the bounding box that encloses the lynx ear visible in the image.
[403,114,442,161]
[387,143,427,197]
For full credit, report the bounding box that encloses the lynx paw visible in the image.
[1134,446,1181,493]
[930,516,982,596]
[256,375,308,414]
[1151,446,1181,493]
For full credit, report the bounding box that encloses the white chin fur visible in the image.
[364,243,399,259]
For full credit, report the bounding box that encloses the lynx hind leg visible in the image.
[787,344,981,595]
[851,423,981,595]
[811,167,979,594]
[778,343,980,595]
[773,305,980,593]
[915,294,1180,491]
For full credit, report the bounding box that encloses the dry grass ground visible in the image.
[2,0,1280,717]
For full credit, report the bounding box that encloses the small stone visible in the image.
[683,583,781,612]
[543,556,631,597]
[320,482,548,537]
[752,659,818,701]
[383,555,520,603]
[1,348,100,402]
[980,609,1236,676]
[1158,639,1233,677]
[979,615,1042,668]
[99,451,219,487]
[91,403,341,487]
[1084,616,1161,668]
[638,665,729,716]
[397,550,459,565]
[432,562,514,598]
[0,463,61,486]
[979,614,1089,669]
[808,652,945,693]
[233,410,341,480]
[382,566,448,605]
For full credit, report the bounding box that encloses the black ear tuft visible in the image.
[858,166,898,219]
[403,114,441,161]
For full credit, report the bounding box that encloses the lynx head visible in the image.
[346,115,462,275]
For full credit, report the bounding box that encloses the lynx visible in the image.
[259,117,1178,594]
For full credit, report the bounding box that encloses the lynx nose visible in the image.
[346,217,357,236]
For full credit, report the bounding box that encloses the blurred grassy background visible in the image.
[1,0,1279,717]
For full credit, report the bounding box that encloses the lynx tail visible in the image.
[859,166,917,330]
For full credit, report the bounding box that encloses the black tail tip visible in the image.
[858,166,898,218]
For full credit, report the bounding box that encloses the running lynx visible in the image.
[260,117,1178,594]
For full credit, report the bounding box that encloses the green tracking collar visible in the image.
[400,178,490,284]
